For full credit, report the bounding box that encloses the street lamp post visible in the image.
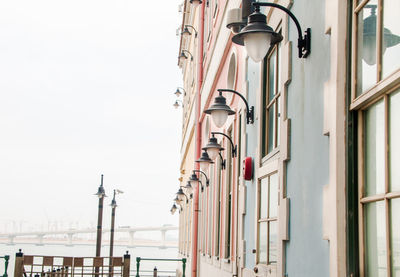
[95,175,106,257]
[109,189,123,276]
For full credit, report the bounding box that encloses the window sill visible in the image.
[261,147,280,165]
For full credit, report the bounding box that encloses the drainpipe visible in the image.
[191,1,205,277]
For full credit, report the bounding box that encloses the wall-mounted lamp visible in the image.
[232,2,311,61]
[170,203,178,215]
[176,188,189,204]
[202,135,224,160]
[184,181,194,195]
[212,131,237,157]
[182,25,198,38]
[174,195,181,205]
[178,50,193,64]
[174,87,186,97]
[196,150,214,171]
[189,0,202,7]
[173,100,184,109]
[204,89,253,127]
[189,170,209,191]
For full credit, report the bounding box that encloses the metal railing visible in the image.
[135,257,186,277]
[1,255,10,277]
[13,250,130,277]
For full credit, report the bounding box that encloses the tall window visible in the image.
[257,173,278,265]
[224,128,233,259]
[215,155,222,257]
[262,41,281,157]
[351,1,400,276]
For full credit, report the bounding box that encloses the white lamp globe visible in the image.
[211,110,229,128]
[207,148,220,160]
[244,32,272,62]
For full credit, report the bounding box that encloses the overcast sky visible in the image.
[0,0,183,232]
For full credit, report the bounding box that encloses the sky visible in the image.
[0,0,183,233]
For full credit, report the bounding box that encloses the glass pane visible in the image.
[268,50,276,102]
[365,201,387,277]
[269,174,278,218]
[258,222,268,264]
[357,1,378,96]
[277,96,281,147]
[390,91,400,192]
[260,178,268,219]
[268,105,275,153]
[391,198,400,277]
[382,0,400,79]
[364,99,385,196]
[268,221,278,264]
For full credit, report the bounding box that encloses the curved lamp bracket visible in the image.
[212,131,237,157]
[253,2,311,58]
[217,89,254,124]
[193,170,210,186]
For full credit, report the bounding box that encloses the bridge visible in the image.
[0,226,178,249]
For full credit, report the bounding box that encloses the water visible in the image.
[0,243,179,276]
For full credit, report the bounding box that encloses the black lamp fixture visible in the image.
[178,50,194,64]
[188,170,210,191]
[362,5,400,65]
[203,134,224,160]
[174,87,186,97]
[176,188,189,204]
[184,181,194,195]
[232,2,311,62]
[173,100,183,109]
[174,195,181,205]
[203,134,226,170]
[181,25,198,38]
[189,0,202,7]
[196,150,214,171]
[212,131,237,157]
[170,203,178,215]
[204,89,254,128]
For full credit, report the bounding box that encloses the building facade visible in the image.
[173,0,400,276]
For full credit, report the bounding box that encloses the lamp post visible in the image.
[109,189,123,277]
[94,174,106,258]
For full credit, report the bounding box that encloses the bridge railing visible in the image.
[1,255,10,277]
[135,257,186,277]
[13,250,130,277]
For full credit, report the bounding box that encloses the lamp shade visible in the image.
[232,9,282,62]
[204,92,235,128]
[196,150,214,171]
[94,186,106,199]
[173,101,180,109]
[185,181,194,195]
[176,188,186,202]
[190,0,202,7]
[178,52,188,64]
[170,204,178,215]
[189,172,200,187]
[174,88,182,97]
[181,27,192,38]
[203,136,224,160]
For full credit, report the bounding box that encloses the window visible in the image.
[257,173,278,265]
[351,1,400,276]
[262,42,281,157]
[224,128,233,259]
[215,155,222,257]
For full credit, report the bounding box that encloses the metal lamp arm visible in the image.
[253,2,311,58]
[193,170,210,186]
[182,50,194,61]
[185,25,198,37]
[212,132,237,157]
[177,87,187,94]
[217,89,254,124]
[218,152,226,170]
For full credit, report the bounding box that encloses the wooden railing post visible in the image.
[123,252,130,277]
[13,250,23,277]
